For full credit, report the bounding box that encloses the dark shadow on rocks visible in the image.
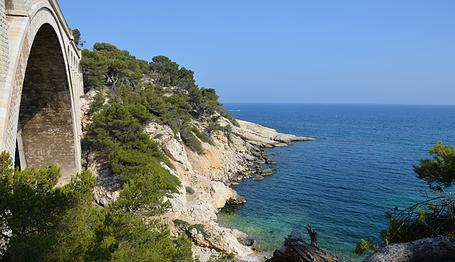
[267,229,340,262]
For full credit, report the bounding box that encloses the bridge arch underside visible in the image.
[16,23,77,179]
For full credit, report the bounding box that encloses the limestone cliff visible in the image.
[81,89,314,261]
[147,116,314,261]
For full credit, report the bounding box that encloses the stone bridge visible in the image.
[0,0,83,183]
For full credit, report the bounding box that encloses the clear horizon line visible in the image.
[221,102,455,106]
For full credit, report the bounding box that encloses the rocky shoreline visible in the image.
[150,117,315,261]
[81,89,315,261]
[84,101,454,262]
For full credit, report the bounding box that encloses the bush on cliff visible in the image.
[180,125,204,154]
[0,152,193,261]
[87,101,179,214]
[82,44,236,173]
[81,42,238,134]
[81,43,148,91]
[192,125,214,145]
[77,42,243,260]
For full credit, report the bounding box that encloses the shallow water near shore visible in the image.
[217,104,455,261]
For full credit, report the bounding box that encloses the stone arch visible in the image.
[1,1,83,184]
[17,23,77,180]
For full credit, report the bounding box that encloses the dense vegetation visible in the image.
[81,43,237,152]
[81,42,240,260]
[0,153,192,261]
[356,142,455,254]
[1,39,239,260]
[81,41,238,225]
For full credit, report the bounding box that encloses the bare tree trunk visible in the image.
[267,230,340,262]
[307,224,318,248]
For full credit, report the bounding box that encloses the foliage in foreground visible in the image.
[0,152,193,261]
[383,143,455,244]
[356,143,455,255]
[414,143,455,192]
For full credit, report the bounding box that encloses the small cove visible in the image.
[218,104,455,261]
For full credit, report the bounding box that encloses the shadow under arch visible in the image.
[16,23,77,182]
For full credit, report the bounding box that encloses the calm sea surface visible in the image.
[218,104,455,261]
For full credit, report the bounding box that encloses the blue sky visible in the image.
[60,0,455,104]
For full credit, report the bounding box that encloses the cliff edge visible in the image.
[82,87,314,261]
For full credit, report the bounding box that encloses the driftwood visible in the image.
[307,224,318,248]
[267,229,340,262]
[365,237,455,262]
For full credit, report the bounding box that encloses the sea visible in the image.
[218,104,455,261]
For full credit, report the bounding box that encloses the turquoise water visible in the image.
[218,104,455,261]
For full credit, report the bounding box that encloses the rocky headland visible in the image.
[81,90,315,261]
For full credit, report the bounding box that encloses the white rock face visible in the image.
[233,120,316,147]
[146,122,192,170]
[144,117,315,261]
[210,181,238,209]
[84,150,122,206]
[80,88,97,115]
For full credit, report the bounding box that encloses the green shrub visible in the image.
[89,92,105,115]
[354,239,370,255]
[81,43,148,91]
[192,126,213,145]
[208,252,235,262]
[188,224,207,237]
[99,212,194,262]
[88,103,144,146]
[379,143,455,244]
[174,219,190,228]
[413,142,455,191]
[218,107,239,127]
[207,120,233,144]
[0,152,101,261]
[181,125,204,154]
[87,101,180,216]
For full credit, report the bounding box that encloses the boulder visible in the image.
[365,237,455,262]
[261,168,274,176]
[254,175,265,181]
[226,192,247,205]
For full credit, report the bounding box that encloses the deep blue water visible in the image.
[217,104,455,261]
